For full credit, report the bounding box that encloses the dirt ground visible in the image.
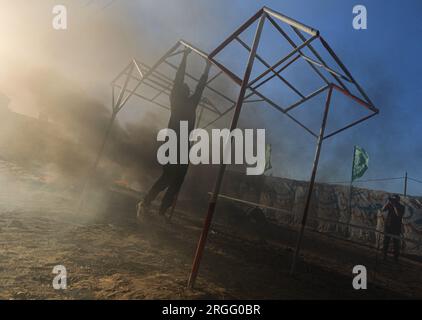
[0,159,421,300]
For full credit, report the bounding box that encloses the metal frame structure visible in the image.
[95,6,378,289]
[185,7,378,288]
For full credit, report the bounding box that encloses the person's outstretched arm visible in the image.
[170,49,190,104]
[191,60,211,107]
[381,201,390,212]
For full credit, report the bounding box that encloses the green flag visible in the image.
[352,146,369,182]
[265,144,272,172]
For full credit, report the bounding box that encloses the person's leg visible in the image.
[393,237,401,262]
[383,235,391,259]
[159,166,188,216]
[143,172,169,206]
[137,168,171,217]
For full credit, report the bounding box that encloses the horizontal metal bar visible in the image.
[323,112,378,140]
[235,37,305,98]
[284,113,319,138]
[134,60,222,114]
[121,68,172,92]
[319,36,376,108]
[113,84,170,111]
[203,104,236,129]
[179,39,210,60]
[409,177,422,184]
[300,54,352,83]
[249,54,301,91]
[291,27,349,93]
[135,60,175,85]
[204,84,317,138]
[284,85,330,113]
[204,86,262,129]
[150,86,169,102]
[115,74,219,115]
[244,98,265,103]
[167,49,186,59]
[266,15,330,85]
[248,34,319,87]
[164,60,237,104]
[206,70,223,85]
[209,8,265,58]
[324,177,404,184]
[201,96,222,115]
[214,192,419,245]
[331,84,378,112]
[263,6,319,36]
[208,58,242,86]
[250,88,319,138]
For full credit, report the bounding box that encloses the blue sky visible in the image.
[116,0,422,195]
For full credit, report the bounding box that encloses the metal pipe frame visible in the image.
[263,6,319,37]
[319,36,376,108]
[235,36,305,98]
[290,26,350,93]
[134,58,222,114]
[247,34,320,88]
[135,57,222,113]
[290,85,333,275]
[112,83,170,111]
[188,12,267,289]
[265,15,330,86]
[300,54,352,83]
[115,64,220,115]
[322,84,379,140]
[104,6,379,284]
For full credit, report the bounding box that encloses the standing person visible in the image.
[381,194,405,262]
[137,48,211,219]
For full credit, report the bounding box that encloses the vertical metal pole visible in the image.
[290,86,333,275]
[346,146,357,237]
[404,172,408,197]
[187,13,267,289]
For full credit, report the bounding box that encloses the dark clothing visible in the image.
[168,53,208,135]
[143,164,188,215]
[383,201,405,234]
[142,53,208,215]
[382,200,405,260]
[383,235,401,261]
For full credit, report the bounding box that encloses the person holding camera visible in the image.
[381,194,405,262]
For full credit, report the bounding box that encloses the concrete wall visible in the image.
[218,171,422,255]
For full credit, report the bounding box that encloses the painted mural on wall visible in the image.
[219,171,422,256]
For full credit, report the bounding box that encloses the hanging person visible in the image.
[136,48,211,219]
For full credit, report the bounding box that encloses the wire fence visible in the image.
[320,174,422,197]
